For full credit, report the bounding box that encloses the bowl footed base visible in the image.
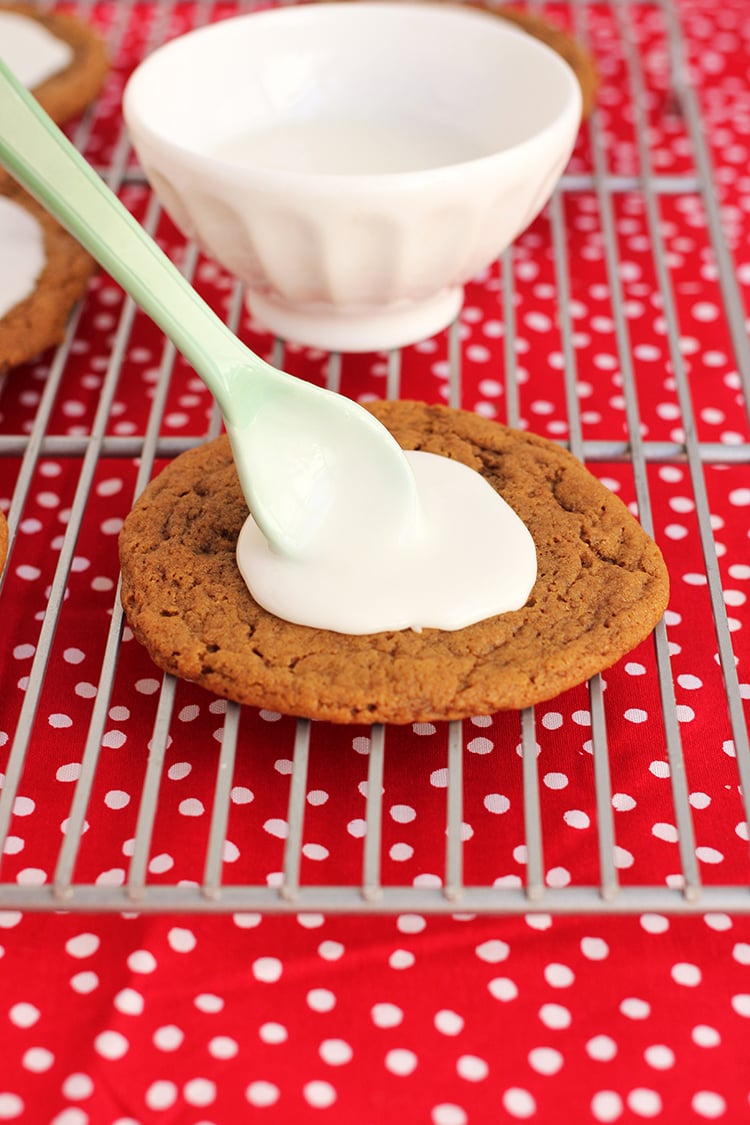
[245,286,464,353]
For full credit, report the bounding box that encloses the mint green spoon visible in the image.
[0,61,417,558]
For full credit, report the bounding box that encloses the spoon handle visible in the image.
[0,60,261,419]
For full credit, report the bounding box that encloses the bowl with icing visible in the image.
[123,1,582,352]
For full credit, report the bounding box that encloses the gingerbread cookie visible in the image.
[119,401,668,724]
[0,3,108,126]
[0,180,96,374]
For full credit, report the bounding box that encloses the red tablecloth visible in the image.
[1,1,750,1122]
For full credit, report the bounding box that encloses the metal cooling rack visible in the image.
[0,0,749,915]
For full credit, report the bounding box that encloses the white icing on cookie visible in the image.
[0,11,74,89]
[0,196,46,319]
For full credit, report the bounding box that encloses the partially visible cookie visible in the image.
[0,511,8,574]
[493,6,598,118]
[0,180,96,374]
[119,401,668,724]
[0,3,108,126]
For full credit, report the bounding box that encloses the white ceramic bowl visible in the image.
[124,1,582,352]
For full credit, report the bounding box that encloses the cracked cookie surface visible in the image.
[118,401,669,724]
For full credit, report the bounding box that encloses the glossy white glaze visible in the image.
[236,449,537,634]
[0,196,45,318]
[0,12,72,89]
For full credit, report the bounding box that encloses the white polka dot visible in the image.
[586,1035,617,1062]
[627,1088,661,1116]
[371,1003,403,1028]
[127,950,157,974]
[183,1078,216,1107]
[640,914,669,934]
[488,977,518,1001]
[319,1039,353,1065]
[692,1025,720,1048]
[94,1031,129,1060]
[652,822,678,842]
[591,1091,623,1122]
[528,1047,563,1075]
[704,914,732,932]
[303,1081,336,1107]
[65,933,100,959]
[543,772,568,790]
[620,998,651,1019]
[563,809,590,829]
[104,790,130,810]
[246,1082,280,1107]
[145,1075,178,1111]
[434,1010,464,1036]
[467,737,493,755]
[696,846,724,864]
[502,1088,536,1119]
[730,994,750,1017]
[70,972,98,995]
[475,939,509,963]
[539,1003,571,1029]
[544,963,574,987]
[9,1003,39,1028]
[0,1095,23,1120]
[208,1036,239,1059]
[167,928,196,953]
[385,1048,418,1076]
[194,993,223,1014]
[307,988,336,1012]
[178,798,204,817]
[248,1017,283,1049]
[431,1106,467,1125]
[456,1054,488,1081]
[396,914,426,934]
[61,1073,94,1100]
[389,949,415,970]
[230,786,254,806]
[691,1092,726,1119]
[22,1048,54,1073]
[114,988,144,1015]
[644,1044,674,1069]
[153,1025,184,1051]
[390,804,416,824]
[264,817,291,842]
[252,957,283,983]
[671,962,701,986]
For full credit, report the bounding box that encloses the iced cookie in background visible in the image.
[0,2,108,126]
[118,400,669,725]
[0,180,96,374]
[0,4,106,371]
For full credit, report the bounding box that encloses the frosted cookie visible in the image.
[0,3,108,125]
[118,401,669,724]
[0,181,96,373]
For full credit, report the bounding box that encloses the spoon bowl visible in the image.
[0,60,418,558]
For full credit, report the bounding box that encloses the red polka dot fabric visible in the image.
[1,1,750,1123]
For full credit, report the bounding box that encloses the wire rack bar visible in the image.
[4,881,750,916]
